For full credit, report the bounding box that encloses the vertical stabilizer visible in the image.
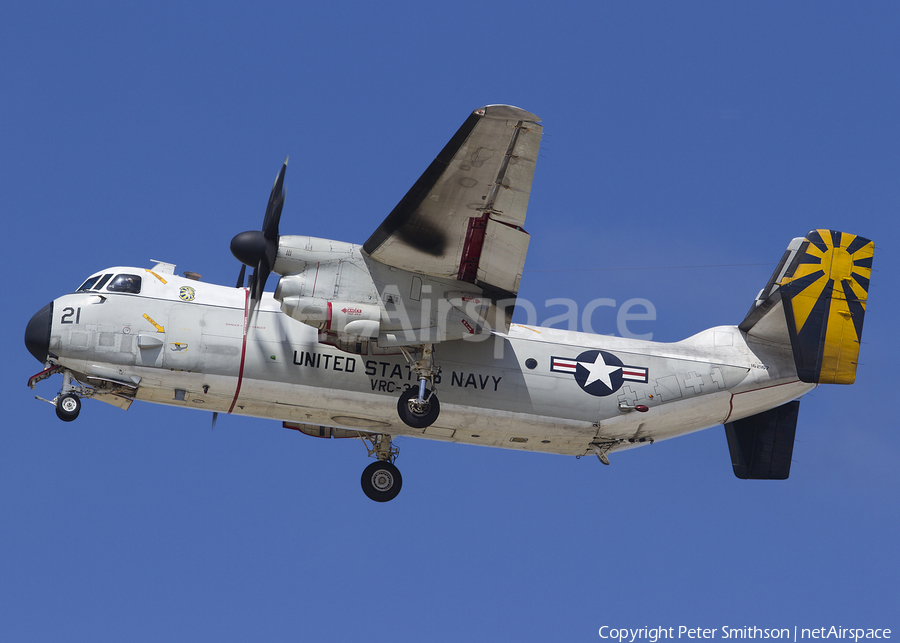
[740,230,873,385]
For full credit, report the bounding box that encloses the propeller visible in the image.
[230,157,288,313]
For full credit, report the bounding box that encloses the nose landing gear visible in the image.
[56,394,81,422]
[30,368,87,422]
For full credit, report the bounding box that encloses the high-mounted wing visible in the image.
[363,105,542,301]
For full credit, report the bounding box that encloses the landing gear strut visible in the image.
[358,433,402,502]
[398,344,440,429]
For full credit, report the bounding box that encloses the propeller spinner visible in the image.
[230,157,288,310]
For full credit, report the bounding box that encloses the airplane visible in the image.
[24,105,874,502]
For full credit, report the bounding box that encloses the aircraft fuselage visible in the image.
[32,268,812,458]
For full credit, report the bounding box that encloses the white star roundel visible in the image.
[550,350,648,397]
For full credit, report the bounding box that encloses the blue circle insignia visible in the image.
[179,286,196,301]
[573,350,625,397]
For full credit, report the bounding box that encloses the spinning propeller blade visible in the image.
[230,157,288,314]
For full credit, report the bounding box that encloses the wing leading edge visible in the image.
[363,105,542,301]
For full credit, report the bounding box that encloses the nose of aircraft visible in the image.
[25,302,53,364]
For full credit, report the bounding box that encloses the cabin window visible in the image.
[106,274,142,294]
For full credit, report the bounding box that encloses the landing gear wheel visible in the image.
[361,460,402,502]
[56,394,81,422]
[397,387,440,429]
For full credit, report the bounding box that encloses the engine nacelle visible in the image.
[271,234,497,346]
[281,296,381,338]
[274,236,383,340]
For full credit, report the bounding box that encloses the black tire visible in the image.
[397,387,440,429]
[361,460,402,502]
[56,394,81,422]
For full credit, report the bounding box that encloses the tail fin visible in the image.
[739,230,873,384]
[725,400,800,479]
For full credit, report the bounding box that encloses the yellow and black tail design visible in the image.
[740,229,873,385]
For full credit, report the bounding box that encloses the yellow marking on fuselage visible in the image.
[143,313,165,333]
[145,269,168,284]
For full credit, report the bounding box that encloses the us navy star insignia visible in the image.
[550,350,648,397]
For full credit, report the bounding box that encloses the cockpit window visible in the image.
[77,276,101,292]
[106,274,142,294]
[95,274,112,290]
[76,273,115,292]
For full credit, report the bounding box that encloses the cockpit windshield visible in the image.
[76,273,141,294]
[76,275,101,292]
[76,273,115,292]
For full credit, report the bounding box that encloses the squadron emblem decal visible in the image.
[179,286,196,301]
[551,350,648,397]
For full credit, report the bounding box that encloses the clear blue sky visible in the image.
[3,2,898,641]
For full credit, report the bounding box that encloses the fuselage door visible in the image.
[165,304,202,371]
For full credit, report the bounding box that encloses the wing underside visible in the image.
[363,105,543,301]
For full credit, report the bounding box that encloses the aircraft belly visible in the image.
[727,380,815,423]
[597,392,735,442]
[119,368,605,456]
[230,376,598,456]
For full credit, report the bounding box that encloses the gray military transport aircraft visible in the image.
[25,105,874,501]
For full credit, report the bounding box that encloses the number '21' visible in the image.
[60,307,81,324]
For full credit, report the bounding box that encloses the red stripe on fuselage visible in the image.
[228,288,251,414]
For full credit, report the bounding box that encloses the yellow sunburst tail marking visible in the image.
[779,229,873,384]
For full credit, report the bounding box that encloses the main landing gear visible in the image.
[397,387,440,429]
[359,433,402,502]
[364,345,437,500]
[397,344,440,429]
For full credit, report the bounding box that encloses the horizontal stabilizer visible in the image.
[740,230,873,384]
[724,401,800,480]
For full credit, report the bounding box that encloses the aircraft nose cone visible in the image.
[25,302,53,364]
